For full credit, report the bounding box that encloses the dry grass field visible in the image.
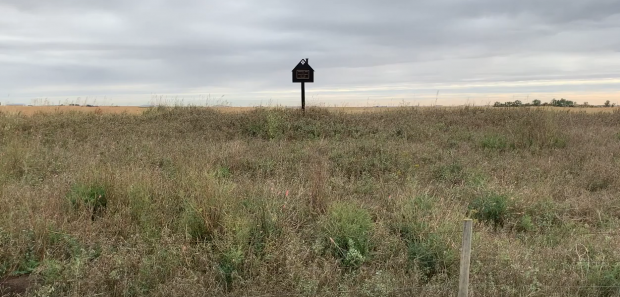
[1,105,620,296]
[0,106,255,116]
[1,105,619,116]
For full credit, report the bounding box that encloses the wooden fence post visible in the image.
[458,219,473,297]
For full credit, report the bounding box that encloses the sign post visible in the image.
[301,81,305,110]
[292,58,314,111]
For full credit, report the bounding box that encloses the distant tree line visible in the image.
[494,99,616,108]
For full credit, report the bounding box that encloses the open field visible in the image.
[1,105,620,116]
[1,106,620,296]
[0,106,253,116]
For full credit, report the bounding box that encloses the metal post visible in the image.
[458,219,473,297]
[301,81,306,111]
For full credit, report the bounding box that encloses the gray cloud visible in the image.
[1,0,619,105]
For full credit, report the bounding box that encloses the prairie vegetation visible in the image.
[2,105,620,116]
[1,106,620,296]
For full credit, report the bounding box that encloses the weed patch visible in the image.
[394,195,457,281]
[67,183,108,220]
[581,263,620,297]
[480,134,510,151]
[136,249,181,294]
[321,202,373,269]
[214,165,232,179]
[127,186,158,237]
[180,204,209,242]
[515,214,535,233]
[38,259,64,285]
[468,192,511,230]
[218,246,244,291]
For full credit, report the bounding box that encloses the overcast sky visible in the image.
[1,0,619,106]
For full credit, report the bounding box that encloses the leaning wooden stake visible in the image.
[458,219,473,297]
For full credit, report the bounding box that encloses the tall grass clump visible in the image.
[393,195,458,281]
[511,109,568,149]
[468,192,511,230]
[480,134,510,151]
[320,201,373,269]
[66,183,108,220]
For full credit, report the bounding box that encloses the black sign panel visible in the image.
[292,59,314,83]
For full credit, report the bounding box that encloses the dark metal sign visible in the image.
[292,58,314,83]
[292,58,314,110]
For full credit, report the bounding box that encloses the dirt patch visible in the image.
[0,275,31,296]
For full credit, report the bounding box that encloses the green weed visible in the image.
[469,192,511,230]
[391,195,458,281]
[38,259,64,284]
[480,134,510,151]
[180,204,209,242]
[127,186,158,238]
[214,165,232,178]
[581,263,620,297]
[136,249,181,294]
[13,247,39,276]
[67,183,108,220]
[218,246,245,291]
[321,202,373,269]
[515,215,535,233]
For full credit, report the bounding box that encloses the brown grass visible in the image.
[1,106,620,296]
[2,105,619,116]
[0,106,260,115]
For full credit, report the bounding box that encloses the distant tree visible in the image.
[551,98,576,107]
[493,102,503,107]
[583,102,589,107]
[514,100,522,107]
[605,100,611,107]
[532,99,541,106]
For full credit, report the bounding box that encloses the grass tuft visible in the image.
[66,183,108,220]
[321,201,373,269]
[468,192,511,230]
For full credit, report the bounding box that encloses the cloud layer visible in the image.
[1,0,619,105]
